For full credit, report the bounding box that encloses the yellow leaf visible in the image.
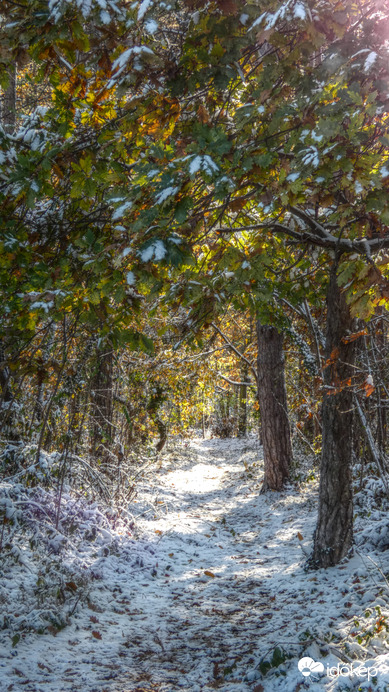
[297,532,303,541]
[204,570,215,578]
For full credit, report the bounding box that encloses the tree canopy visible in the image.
[1,0,389,570]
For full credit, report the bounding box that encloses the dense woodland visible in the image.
[1,0,389,689]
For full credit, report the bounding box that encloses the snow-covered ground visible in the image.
[1,437,389,691]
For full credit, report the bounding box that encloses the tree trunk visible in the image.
[310,263,356,568]
[2,62,17,129]
[0,64,17,438]
[147,385,167,452]
[91,346,114,457]
[256,322,292,490]
[237,364,248,437]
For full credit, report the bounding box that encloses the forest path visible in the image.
[3,437,385,692]
[112,435,314,691]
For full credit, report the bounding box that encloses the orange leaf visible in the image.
[197,104,210,124]
[364,382,375,397]
[204,570,215,578]
[330,347,340,360]
[92,630,102,640]
[341,329,368,344]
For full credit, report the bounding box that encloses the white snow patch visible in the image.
[294,1,306,20]
[2,438,389,691]
[155,186,179,204]
[364,51,378,72]
[144,18,158,33]
[137,0,152,21]
[126,271,136,285]
[287,172,300,182]
[112,200,132,220]
[140,240,167,262]
[111,45,154,74]
[189,155,219,176]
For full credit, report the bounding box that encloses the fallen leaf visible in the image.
[204,570,215,578]
[92,631,102,640]
[297,532,303,541]
[65,581,77,592]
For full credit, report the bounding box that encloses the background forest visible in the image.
[1,0,389,690]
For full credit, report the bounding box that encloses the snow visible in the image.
[100,10,111,23]
[311,130,324,143]
[286,172,300,182]
[189,155,202,175]
[168,235,182,245]
[364,52,378,72]
[189,155,219,176]
[1,437,389,690]
[145,18,158,34]
[48,0,121,20]
[155,185,179,204]
[301,145,320,168]
[111,45,154,78]
[137,0,152,21]
[140,239,167,261]
[294,2,306,20]
[111,199,132,220]
[251,0,309,31]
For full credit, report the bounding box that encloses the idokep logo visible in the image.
[298,657,325,677]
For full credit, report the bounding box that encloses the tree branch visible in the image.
[211,323,258,384]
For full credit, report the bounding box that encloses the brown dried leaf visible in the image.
[65,581,77,592]
[216,0,238,15]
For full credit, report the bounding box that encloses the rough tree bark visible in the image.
[91,346,114,457]
[310,262,356,568]
[237,364,248,438]
[0,63,17,439]
[256,321,293,490]
[147,385,168,452]
[2,61,17,129]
